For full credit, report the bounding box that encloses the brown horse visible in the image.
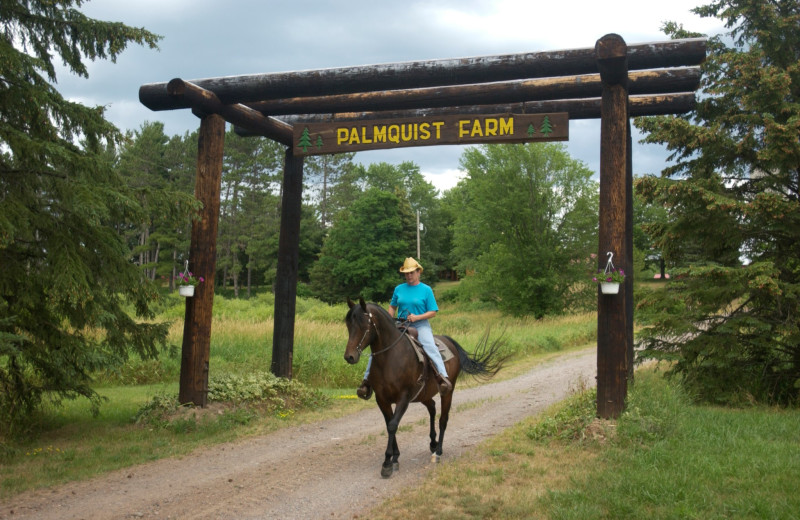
[344,297,505,478]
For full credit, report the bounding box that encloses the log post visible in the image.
[271,148,304,378]
[179,113,225,406]
[596,34,632,419]
[626,119,635,382]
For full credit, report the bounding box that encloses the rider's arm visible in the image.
[388,305,397,318]
[408,310,437,323]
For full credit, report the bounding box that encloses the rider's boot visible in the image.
[437,374,453,396]
[356,379,372,400]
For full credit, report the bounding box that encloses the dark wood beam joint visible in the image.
[167,79,294,146]
[596,34,629,86]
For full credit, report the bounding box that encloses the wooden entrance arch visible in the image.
[140,34,705,418]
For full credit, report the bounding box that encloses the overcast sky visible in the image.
[59,0,724,192]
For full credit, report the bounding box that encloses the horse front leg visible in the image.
[422,399,438,453]
[376,396,411,478]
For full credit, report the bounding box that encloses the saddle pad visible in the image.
[409,336,454,363]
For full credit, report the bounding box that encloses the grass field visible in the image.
[0,289,596,498]
[2,284,799,519]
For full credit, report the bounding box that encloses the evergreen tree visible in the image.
[116,122,198,284]
[634,0,800,404]
[304,153,354,228]
[0,1,176,429]
[235,136,283,295]
[162,131,200,289]
[218,131,254,295]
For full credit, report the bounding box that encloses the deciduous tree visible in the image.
[310,189,414,303]
[452,143,598,317]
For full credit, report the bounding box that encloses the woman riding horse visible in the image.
[344,284,506,477]
[357,257,452,400]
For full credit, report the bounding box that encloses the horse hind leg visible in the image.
[432,393,453,463]
[422,399,438,454]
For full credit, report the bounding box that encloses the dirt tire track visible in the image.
[1,347,596,520]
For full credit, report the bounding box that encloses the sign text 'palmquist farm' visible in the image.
[293,113,568,155]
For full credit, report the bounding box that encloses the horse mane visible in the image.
[366,302,394,323]
[345,300,394,328]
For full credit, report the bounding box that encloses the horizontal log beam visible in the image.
[246,68,699,116]
[140,38,705,111]
[166,79,294,146]
[234,93,696,137]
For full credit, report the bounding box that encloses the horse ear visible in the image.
[359,296,367,311]
[347,297,355,309]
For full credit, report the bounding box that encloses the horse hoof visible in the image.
[393,462,400,472]
[381,465,393,478]
[431,454,441,464]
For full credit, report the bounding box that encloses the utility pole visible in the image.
[416,210,421,260]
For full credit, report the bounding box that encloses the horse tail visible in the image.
[444,330,508,381]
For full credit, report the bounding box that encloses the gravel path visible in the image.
[1,347,596,520]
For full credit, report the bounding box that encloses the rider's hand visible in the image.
[407,314,415,323]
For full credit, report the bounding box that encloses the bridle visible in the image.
[353,311,375,356]
[352,308,407,357]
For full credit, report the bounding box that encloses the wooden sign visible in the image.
[292,113,568,155]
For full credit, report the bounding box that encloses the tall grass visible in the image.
[112,291,596,389]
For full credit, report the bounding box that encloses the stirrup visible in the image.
[357,380,372,400]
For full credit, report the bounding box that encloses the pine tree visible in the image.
[634,0,800,404]
[0,1,171,429]
[298,127,313,152]
[116,124,200,285]
[539,116,553,136]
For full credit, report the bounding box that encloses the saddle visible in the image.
[395,322,454,364]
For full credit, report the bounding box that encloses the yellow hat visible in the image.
[399,257,423,273]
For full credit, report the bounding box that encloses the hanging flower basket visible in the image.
[600,282,620,294]
[175,261,204,298]
[592,252,625,296]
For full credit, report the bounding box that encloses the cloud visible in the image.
[57,0,725,191]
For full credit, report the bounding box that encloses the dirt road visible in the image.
[1,347,596,520]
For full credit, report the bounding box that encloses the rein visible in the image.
[355,309,428,402]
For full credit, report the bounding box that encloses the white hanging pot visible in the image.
[179,285,195,297]
[600,282,620,295]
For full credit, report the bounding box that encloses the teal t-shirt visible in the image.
[391,282,438,319]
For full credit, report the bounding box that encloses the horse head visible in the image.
[344,297,375,364]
